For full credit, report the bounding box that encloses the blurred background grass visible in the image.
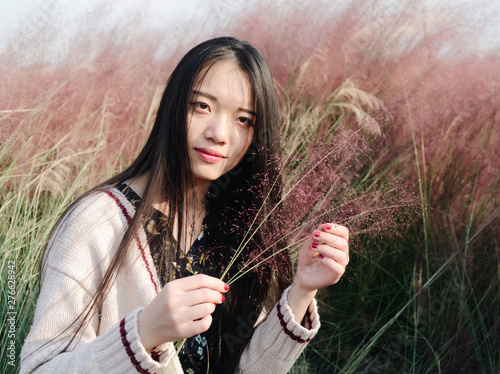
[1,0,499,372]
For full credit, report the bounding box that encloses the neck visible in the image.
[185,187,206,217]
[126,173,208,252]
[192,180,211,200]
[177,187,207,251]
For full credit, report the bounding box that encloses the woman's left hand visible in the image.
[294,223,350,292]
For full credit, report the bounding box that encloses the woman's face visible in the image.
[187,60,255,193]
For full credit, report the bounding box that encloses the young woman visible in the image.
[20,37,349,374]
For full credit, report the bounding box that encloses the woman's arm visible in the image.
[19,192,184,374]
[20,267,176,373]
[235,285,320,373]
[236,223,349,374]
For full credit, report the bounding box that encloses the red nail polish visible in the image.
[314,231,321,238]
[326,224,332,230]
[312,242,318,249]
[221,295,225,303]
[224,284,230,291]
[319,254,324,259]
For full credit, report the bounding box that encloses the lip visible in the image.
[195,148,225,163]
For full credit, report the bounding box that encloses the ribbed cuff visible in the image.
[237,286,320,373]
[275,286,320,345]
[92,307,183,373]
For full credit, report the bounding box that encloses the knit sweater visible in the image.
[20,186,320,373]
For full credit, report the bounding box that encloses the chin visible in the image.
[194,164,229,179]
[191,170,225,187]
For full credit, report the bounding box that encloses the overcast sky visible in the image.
[1,0,499,51]
[0,0,201,37]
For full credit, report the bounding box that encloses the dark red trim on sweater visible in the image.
[276,302,311,344]
[104,190,159,293]
[105,190,133,223]
[134,232,159,293]
[120,317,153,374]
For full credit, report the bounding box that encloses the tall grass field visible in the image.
[1,1,499,373]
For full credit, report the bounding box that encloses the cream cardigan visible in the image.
[20,186,320,373]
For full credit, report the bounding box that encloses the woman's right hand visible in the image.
[137,274,228,351]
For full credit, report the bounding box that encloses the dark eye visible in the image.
[237,117,254,126]
[193,102,210,111]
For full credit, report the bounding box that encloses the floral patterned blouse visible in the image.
[116,182,217,374]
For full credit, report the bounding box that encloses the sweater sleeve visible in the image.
[236,286,321,373]
[20,268,182,374]
[19,193,184,374]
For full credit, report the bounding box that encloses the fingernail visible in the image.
[319,254,324,259]
[312,242,318,249]
[326,224,332,230]
[221,295,225,303]
[314,231,321,238]
[224,284,230,291]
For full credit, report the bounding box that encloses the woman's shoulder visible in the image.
[42,186,134,273]
[57,186,132,230]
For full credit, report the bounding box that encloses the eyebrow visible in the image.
[192,90,257,117]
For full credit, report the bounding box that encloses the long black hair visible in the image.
[43,36,292,373]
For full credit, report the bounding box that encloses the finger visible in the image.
[318,255,346,279]
[186,288,225,307]
[178,274,229,293]
[185,314,213,337]
[184,302,217,325]
[312,244,349,266]
[313,230,349,253]
[320,223,349,241]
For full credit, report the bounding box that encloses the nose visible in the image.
[205,112,229,144]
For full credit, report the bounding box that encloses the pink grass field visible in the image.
[3,0,497,246]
